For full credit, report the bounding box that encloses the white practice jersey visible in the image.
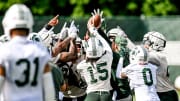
[148,50,174,92]
[0,36,50,101]
[122,63,160,101]
[77,51,113,94]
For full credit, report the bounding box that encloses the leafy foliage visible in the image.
[0,0,179,16]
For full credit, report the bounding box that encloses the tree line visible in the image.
[0,0,179,17]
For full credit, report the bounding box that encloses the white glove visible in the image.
[68,20,79,39]
[57,22,68,40]
[58,91,64,100]
[91,8,105,27]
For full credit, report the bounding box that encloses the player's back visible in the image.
[0,37,50,101]
[124,63,160,101]
[125,63,156,87]
[77,51,112,93]
[148,50,174,92]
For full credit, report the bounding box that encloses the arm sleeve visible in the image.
[38,27,54,36]
[43,72,55,101]
[148,52,161,66]
[38,26,54,44]
[95,30,112,54]
[97,28,112,46]
[116,57,124,78]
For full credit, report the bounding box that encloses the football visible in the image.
[90,14,101,27]
[174,76,180,90]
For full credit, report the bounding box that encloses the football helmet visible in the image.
[107,26,126,42]
[85,37,104,59]
[114,35,128,47]
[2,4,34,37]
[27,32,42,43]
[129,46,148,64]
[149,31,166,51]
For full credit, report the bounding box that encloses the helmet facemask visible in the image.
[149,32,166,51]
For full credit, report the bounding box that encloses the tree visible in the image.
[0,0,179,16]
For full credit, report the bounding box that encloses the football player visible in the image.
[142,31,179,101]
[62,37,87,101]
[37,15,79,101]
[112,35,132,101]
[107,26,135,50]
[76,18,113,101]
[87,9,133,101]
[0,3,55,101]
[116,46,160,101]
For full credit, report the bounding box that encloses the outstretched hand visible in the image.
[91,9,105,25]
[48,14,59,26]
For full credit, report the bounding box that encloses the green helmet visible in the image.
[115,36,128,47]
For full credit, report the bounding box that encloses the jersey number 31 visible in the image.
[15,58,39,87]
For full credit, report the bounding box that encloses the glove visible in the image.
[68,20,79,39]
[91,8,105,28]
[57,22,68,40]
[58,91,64,100]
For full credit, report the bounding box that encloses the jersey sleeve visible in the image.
[76,61,85,73]
[94,31,112,55]
[148,51,160,66]
[37,43,51,66]
[121,64,134,77]
[116,57,124,78]
[0,45,9,68]
[38,26,54,38]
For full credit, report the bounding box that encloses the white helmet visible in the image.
[145,31,166,51]
[85,37,104,59]
[27,32,42,43]
[107,26,127,42]
[130,46,148,64]
[2,4,34,37]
